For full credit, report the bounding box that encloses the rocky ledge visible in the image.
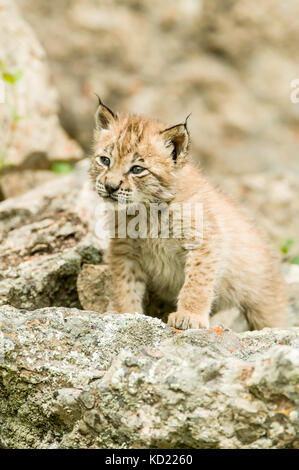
[0,305,298,449]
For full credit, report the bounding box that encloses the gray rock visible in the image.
[282,264,299,327]
[77,264,112,313]
[0,170,58,199]
[0,305,298,449]
[0,160,102,309]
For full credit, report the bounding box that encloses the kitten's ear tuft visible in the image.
[184,113,192,128]
[94,95,116,131]
[160,122,190,163]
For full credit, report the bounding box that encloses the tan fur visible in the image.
[89,101,288,330]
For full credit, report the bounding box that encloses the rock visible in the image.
[0,0,82,195]
[0,169,58,199]
[282,264,299,327]
[77,264,112,313]
[0,159,102,310]
[211,171,299,254]
[0,305,298,449]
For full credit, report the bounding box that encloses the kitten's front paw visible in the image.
[167,311,209,330]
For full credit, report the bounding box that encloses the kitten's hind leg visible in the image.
[243,298,289,330]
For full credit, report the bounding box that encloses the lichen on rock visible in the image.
[0,305,298,449]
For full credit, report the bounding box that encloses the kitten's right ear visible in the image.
[94,95,116,131]
[160,117,190,163]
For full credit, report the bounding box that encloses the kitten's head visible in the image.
[89,98,190,205]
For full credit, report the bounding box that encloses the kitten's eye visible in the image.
[96,156,110,167]
[130,165,145,175]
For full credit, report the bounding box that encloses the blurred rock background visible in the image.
[0,0,299,326]
[0,0,82,199]
[15,0,299,170]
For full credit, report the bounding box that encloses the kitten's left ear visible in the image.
[94,95,116,131]
[160,115,190,163]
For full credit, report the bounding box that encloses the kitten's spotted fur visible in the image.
[89,99,288,330]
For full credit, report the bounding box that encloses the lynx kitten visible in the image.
[89,99,288,330]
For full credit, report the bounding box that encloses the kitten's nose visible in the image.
[105,182,121,194]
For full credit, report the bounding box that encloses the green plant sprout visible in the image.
[279,238,294,255]
[51,162,73,174]
[0,61,23,84]
[278,238,299,265]
[0,61,25,170]
[6,98,25,124]
[292,255,299,265]
[0,147,6,171]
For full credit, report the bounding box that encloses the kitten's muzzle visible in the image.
[104,181,122,194]
[95,180,133,203]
